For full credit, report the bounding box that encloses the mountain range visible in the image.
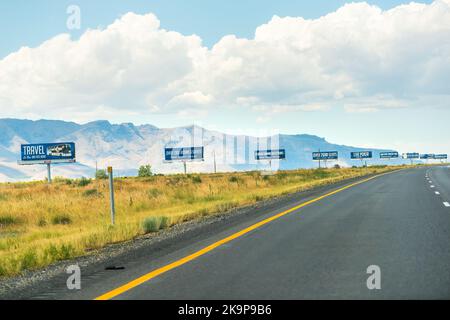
[0,118,404,182]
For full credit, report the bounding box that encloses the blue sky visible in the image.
[0,0,448,154]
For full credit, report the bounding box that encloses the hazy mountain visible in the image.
[0,118,405,182]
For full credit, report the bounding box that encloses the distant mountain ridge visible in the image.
[0,118,402,182]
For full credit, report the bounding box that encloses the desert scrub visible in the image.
[0,165,400,277]
[190,175,202,184]
[77,177,92,187]
[51,214,72,225]
[142,216,170,233]
[82,189,102,197]
[0,215,21,227]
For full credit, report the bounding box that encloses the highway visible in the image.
[9,166,450,299]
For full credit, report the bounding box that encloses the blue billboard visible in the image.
[20,142,76,164]
[420,154,435,159]
[435,154,448,160]
[312,151,338,160]
[164,147,204,161]
[351,151,373,159]
[403,153,419,159]
[379,151,399,159]
[255,149,286,160]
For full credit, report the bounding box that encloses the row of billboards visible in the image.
[18,143,448,165]
[313,151,448,161]
[164,147,288,161]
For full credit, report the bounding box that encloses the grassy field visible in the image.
[0,166,401,277]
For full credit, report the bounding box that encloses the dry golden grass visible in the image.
[0,166,401,276]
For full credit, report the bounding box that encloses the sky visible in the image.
[0,0,449,154]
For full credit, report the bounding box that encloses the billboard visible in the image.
[255,149,286,160]
[164,147,204,161]
[434,154,448,160]
[403,153,419,159]
[379,151,399,159]
[20,142,76,164]
[312,151,338,160]
[351,151,373,159]
[420,154,435,159]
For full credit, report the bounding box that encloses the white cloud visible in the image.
[1,1,450,122]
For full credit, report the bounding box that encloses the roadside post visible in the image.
[318,149,321,169]
[108,166,115,225]
[46,162,52,183]
[17,142,76,184]
[164,147,205,174]
[312,151,338,169]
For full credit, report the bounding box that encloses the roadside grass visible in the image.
[0,166,400,277]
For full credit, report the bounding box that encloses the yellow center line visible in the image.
[94,169,399,300]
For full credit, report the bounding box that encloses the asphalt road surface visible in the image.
[8,166,450,299]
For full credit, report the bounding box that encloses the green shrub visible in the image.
[82,189,102,197]
[59,244,75,260]
[20,250,38,270]
[51,214,72,225]
[191,175,202,184]
[159,216,170,229]
[253,195,265,202]
[0,215,20,227]
[229,176,239,183]
[54,177,72,184]
[138,165,153,177]
[142,216,170,233]
[77,177,92,187]
[142,217,161,233]
[95,169,108,180]
[37,218,47,227]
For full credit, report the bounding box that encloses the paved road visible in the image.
[11,166,450,299]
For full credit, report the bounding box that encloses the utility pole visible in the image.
[108,166,115,225]
[318,149,321,169]
[213,150,217,174]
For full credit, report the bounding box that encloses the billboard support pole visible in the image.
[183,161,187,175]
[108,167,115,226]
[318,149,321,169]
[47,163,52,184]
